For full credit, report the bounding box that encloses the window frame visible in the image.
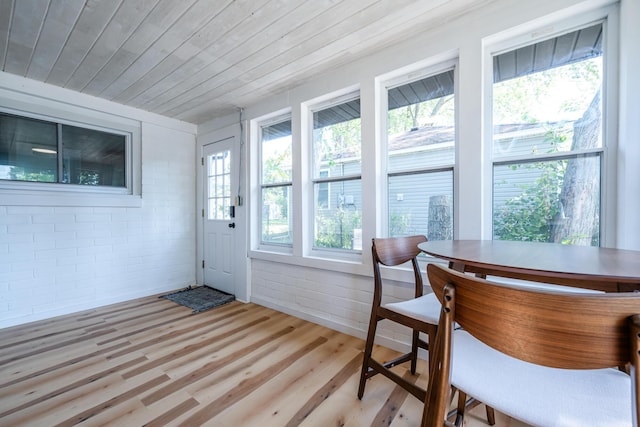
[0,105,141,207]
[381,61,458,239]
[485,14,615,246]
[0,110,131,190]
[307,90,363,256]
[258,112,294,249]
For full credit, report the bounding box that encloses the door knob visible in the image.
[228,223,236,228]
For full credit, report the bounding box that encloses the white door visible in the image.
[203,138,236,295]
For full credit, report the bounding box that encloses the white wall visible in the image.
[0,73,198,328]
[199,0,640,353]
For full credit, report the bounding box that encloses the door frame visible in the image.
[196,121,248,302]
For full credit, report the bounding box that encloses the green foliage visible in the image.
[263,144,292,184]
[388,96,454,135]
[313,117,361,170]
[493,160,566,242]
[315,208,361,250]
[389,212,411,237]
[493,59,601,124]
[9,167,56,182]
[79,171,100,185]
[492,58,602,243]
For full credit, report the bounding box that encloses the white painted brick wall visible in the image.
[0,122,197,328]
[250,258,421,353]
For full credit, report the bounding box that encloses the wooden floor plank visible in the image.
[215,339,359,426]
[0,294,524,426]
[0,354,148,418]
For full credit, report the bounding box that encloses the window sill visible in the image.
[0,189,143,208]
[249,248,368,276]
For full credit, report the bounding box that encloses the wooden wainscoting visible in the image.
[0,294,516,426]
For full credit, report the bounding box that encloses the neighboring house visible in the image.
[315,122,568,247]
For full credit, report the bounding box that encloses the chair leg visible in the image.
[450,388,496,427]
[427,329,435,375]
[454,390,467,427]
[485,406,496,425]
[358,313,379,399]
[410,329,420,374]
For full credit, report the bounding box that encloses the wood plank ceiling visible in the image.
[0,0,493,125]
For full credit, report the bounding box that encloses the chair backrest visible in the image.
[372,235,427,299]
[423,262,640,426]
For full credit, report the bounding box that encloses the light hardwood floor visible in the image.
[0,294,526,426]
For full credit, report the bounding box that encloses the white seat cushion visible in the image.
[383,292,441,324]
[451,330,631,427]
[487,276,604,294]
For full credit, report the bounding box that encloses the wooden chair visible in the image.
[422,262,640,427]
[358,235,440,401]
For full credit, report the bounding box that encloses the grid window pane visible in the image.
[0,114,58,182]
[61,125,126,186]
[388,171,453,239]
[260,118,293,246]
[312,99,361,178]
[262,120,292,184]
[0,112,128,188]
[262,185,292,244]
[493,155,600,245]
[388,71,455,172]
[208,150,231,220]
[314,179,361,250]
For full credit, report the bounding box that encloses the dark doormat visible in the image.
[161,286,235,313]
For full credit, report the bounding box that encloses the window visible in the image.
[260,117,293,245]
[492,23,604,246]
[386,68,455,239]
[312,95,362,251]
[0,112,127,188]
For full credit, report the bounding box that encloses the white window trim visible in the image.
[482,5,618,245]
[253,109,294,253]
[380,60,458,238]
[305,87,363,259]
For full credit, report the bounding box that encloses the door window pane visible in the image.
[208,150,231,220]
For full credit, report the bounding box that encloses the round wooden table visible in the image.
[418,240,640,292]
